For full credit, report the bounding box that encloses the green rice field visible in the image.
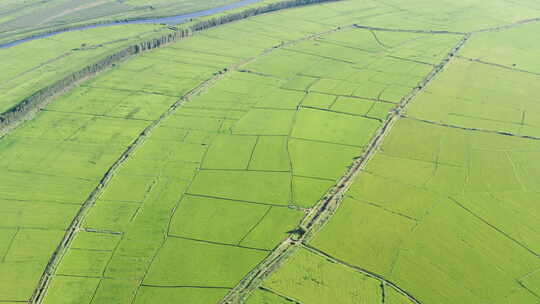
[0,0,539,303]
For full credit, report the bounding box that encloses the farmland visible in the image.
[305,118,540,303]
[1,0,540,303]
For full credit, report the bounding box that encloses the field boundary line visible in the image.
[471,17,540,33]
[167,234,271,252]
[448,197,539,257]
[258,286,304,303]
[369,29,391,48]
[220,32,471,304]
[184,193,306,210]
[387,55,435,66]
[402,115,540,142]
[353,24,467,35]
[455,55,540,77]
[140,284,232,289]
[29,21,350,304]
[237,207,273,246]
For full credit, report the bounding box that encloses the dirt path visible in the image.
[220,32,471,304]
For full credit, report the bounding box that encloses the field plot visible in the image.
[406,58,540,137]
[459,22,540,74]
[310,118,540,304]
[251,246,413,304]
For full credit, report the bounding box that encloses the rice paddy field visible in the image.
[0,0,539,303]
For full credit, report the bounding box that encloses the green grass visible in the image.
[245,289,293,304]
[292,108,380,147]
[57,249,112,277]
[169,195,303,250]
[70,231,120,250]
[309,118,540,304]
[188,170,292,205]
[459,22,540,73]
[233,108,296,136]
[385,287,415,304]
[301,92,337,109]
[407,58,540,137]
[254,88,305,109]
[143,237,267,287]
[1,230,65,301]
[367,102,396,120]
[289,138,361,180]
[292,176,335,208]
[169,195,271,244]
[134,286,229,304]
[263,247,383,304]
[83,201,140,232]
[202,134,257,170]
[43,276,101,304]
[170,195,303,250]
[91,279,140,304]
[0,199,79,230]
[311,197,417,275]
[248,136,290,171]
[100,174,156,203]
[239,207,304,250]
[331,97,376,116]
[47,86,178,121]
